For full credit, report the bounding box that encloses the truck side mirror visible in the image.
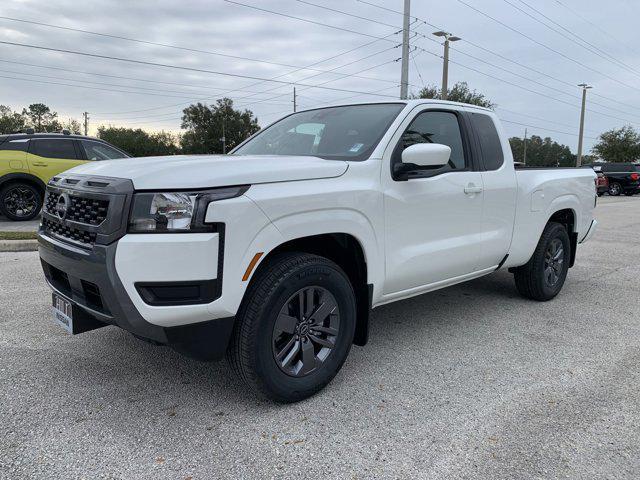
[401,143,451,168]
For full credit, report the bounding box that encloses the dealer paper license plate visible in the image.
[52,293,73,334]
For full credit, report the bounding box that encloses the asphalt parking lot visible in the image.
[1,195,639,479]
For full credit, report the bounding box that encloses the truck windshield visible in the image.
[233,103,405,161]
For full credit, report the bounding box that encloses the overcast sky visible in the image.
[2,0,640,153]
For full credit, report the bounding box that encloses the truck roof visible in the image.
[300,99,494,113]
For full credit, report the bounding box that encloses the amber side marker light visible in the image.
[243,252,264,281]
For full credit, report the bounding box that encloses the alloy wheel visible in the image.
[3,186,38,218]
[543,238,564,287]
[272,286,341,377]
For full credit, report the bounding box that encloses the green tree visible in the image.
[97,126,181,157]
[0,105,26,133]
[509,135,576,167]
[592,126,640,163]
[412,81,496,108]
[22,103,62,132]
[180,98,260,154]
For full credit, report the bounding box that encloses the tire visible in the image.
[624,191,634,196]
[608,182,622,196]
[513,222,570,301]
[227,252,356,403]
[597,192,604,197]
[0,182,42,221]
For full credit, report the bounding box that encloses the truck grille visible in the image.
[44,193,110,226]
[40,176,133,249]
[42,218,97,246]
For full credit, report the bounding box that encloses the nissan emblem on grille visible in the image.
[55,193,69,219]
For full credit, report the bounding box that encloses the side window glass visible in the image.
[470,113,504,170]
[30,139,77,159]
[397,111,466,171]
[80,140,126,161]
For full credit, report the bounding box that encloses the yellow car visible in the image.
[0,131,129,221]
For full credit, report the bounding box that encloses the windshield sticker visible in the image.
[349,143,364,153]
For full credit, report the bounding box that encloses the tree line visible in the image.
[2,83,638,164]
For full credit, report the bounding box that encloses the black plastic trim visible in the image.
[136,279,221,306]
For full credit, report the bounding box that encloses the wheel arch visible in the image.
[547,208,578,268]
[248,232,372,347]
[0,172,46,198]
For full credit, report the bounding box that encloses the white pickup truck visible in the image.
[38,100,597,402]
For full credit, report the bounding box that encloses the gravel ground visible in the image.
[1,196,639,479]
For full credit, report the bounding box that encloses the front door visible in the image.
[383,109,484,295]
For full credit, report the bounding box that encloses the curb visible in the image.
[0,239,38,252]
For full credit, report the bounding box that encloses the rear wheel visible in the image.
[228,252,356,402]
[0,182,42,221]
[624,191,634,196]
[608,182,622,196]
[513,222,570,301]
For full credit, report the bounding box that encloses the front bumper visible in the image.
[38,232,235,359]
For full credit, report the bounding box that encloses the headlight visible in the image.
[128,186,248,233]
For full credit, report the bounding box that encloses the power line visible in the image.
[222,0,402,44]
[503,0,640,78]
[357,0,640,115]
[453,0,640,94]
[496,107,599,135]
[499,118,598,140]
[554,0,638,57]
[294,0,400,30]
[0,40,401,98]
[93,31,401,116]
[0,16,401,87]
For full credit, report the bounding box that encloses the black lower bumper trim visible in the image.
[38,232,235,358]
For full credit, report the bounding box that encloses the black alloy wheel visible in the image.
[272,286,341,377]
[513,221,571,301]
[0,183,42,221]
[228,252,356,402]
[543,238,564,288]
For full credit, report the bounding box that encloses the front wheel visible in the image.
[0,182,42,221]
[513,222,570,301]
[228,252,356,402]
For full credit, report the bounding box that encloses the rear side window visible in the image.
[3,139,29,152]
[470,113,504,171]
[30,139,78,159]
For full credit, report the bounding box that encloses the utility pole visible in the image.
[293,87,297,112]
[221,120,226,154]
[576,83,592,167]
[83,112,88,136]
[433,31,461,100]
[523,128,528,165]
[399,0,411,99]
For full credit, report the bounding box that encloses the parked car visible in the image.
[37,101,597,402]
[0,131,129,221]
[593,163,640,196]
[595,171,609,196]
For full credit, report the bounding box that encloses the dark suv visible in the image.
[0,131,129,220]
[593,163,640,196]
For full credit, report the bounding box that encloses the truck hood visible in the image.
[65,154,349,190]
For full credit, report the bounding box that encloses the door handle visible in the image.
[32,162,48,167]
[464,184,483,195]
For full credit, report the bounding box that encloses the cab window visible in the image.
[470,113,504,171]
[394,110,467,172]
[30,139,78,159]
[80,140,127,161]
